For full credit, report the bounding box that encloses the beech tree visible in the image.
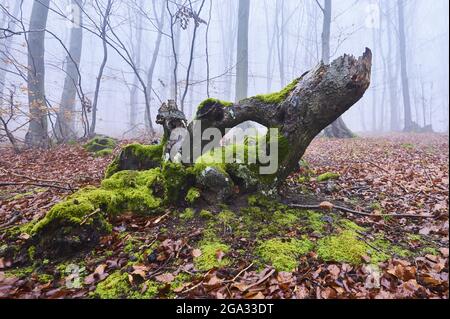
[25,0,51,148]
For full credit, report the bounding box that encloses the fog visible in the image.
[1,0,449,142]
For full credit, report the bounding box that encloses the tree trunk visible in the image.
[55,0,83,142]
[319,0,354,138]
[129,1,143,132]
[25,0,50,148]
[397,0,413,131]
[90,0,112,137]
[235,0,250,102]
[184,49,372,187]
[386,2,399,132]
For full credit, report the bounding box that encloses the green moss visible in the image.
[195,132,289,186]
[28,246,36,260]
[105,143,164,178]
[306,210,326,232]
[273,210,298,227]
[254,78,300,104]
[317,230,367,265]
[4,266,34,278]
[217,210,236,224]
[180,208,195,220]
[37,273,53,283]
[94,149,113,157]
[197,98,233,112]
[84,136,117,154]
[162,162,194,203]
[170,273,191,292]
[194,242,230,271]
[339,219,366,232]
[199,209,213,219]
[421,247,439,255]
[369,237,412,263]
[185,187,201,204]
[92,271,160,299]
[257,237,313,271]
[317,172,340,182]
[32,168,168,236]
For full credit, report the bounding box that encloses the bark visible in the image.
[55,0,83,141]
[185,49,372,186]
[25,0,50,148]
[235,0,250,102]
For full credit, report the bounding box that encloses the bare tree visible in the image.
[144,0,165,131]
[90,0,112,136]
[318,0,354,138]
[129,0,144,132]
[55,0,84,141]
[180,0,207,112]
[235,0,250,102]
[397,0,413,131]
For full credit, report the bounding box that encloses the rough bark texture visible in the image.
[185,49,372,186]
[25,0,50,148]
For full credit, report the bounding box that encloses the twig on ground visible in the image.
[288,203,434,219]
[0,181,73,191]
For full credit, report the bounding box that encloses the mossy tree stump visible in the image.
[7,50,372,260]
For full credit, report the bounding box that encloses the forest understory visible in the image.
[0,133,448,299]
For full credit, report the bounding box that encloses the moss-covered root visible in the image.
[105,143,163,178]
[24,168,172,259]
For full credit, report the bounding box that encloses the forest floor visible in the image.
[0,133,448,299]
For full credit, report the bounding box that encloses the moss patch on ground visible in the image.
[194,241,230,271]
[92,271,160,299]
[317,172,340,182]
[317,230,368,265]
[257,238,313,271]
[84,136,117,157]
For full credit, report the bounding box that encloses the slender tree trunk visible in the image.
[55,0,83,142]
[386,3,399,131]
[0,1,20,109]
[129,1,143,132]
[397,0,413,131]
[144,0,165,132]
[235,0,250,102]
[180,0,206,112]
[320,0,354,138]
[25,0,50,148]
[90,0,112,136]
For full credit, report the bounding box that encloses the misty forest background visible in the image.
[0,0,449,147]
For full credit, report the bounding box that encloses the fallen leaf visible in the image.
[155,273,175,283]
